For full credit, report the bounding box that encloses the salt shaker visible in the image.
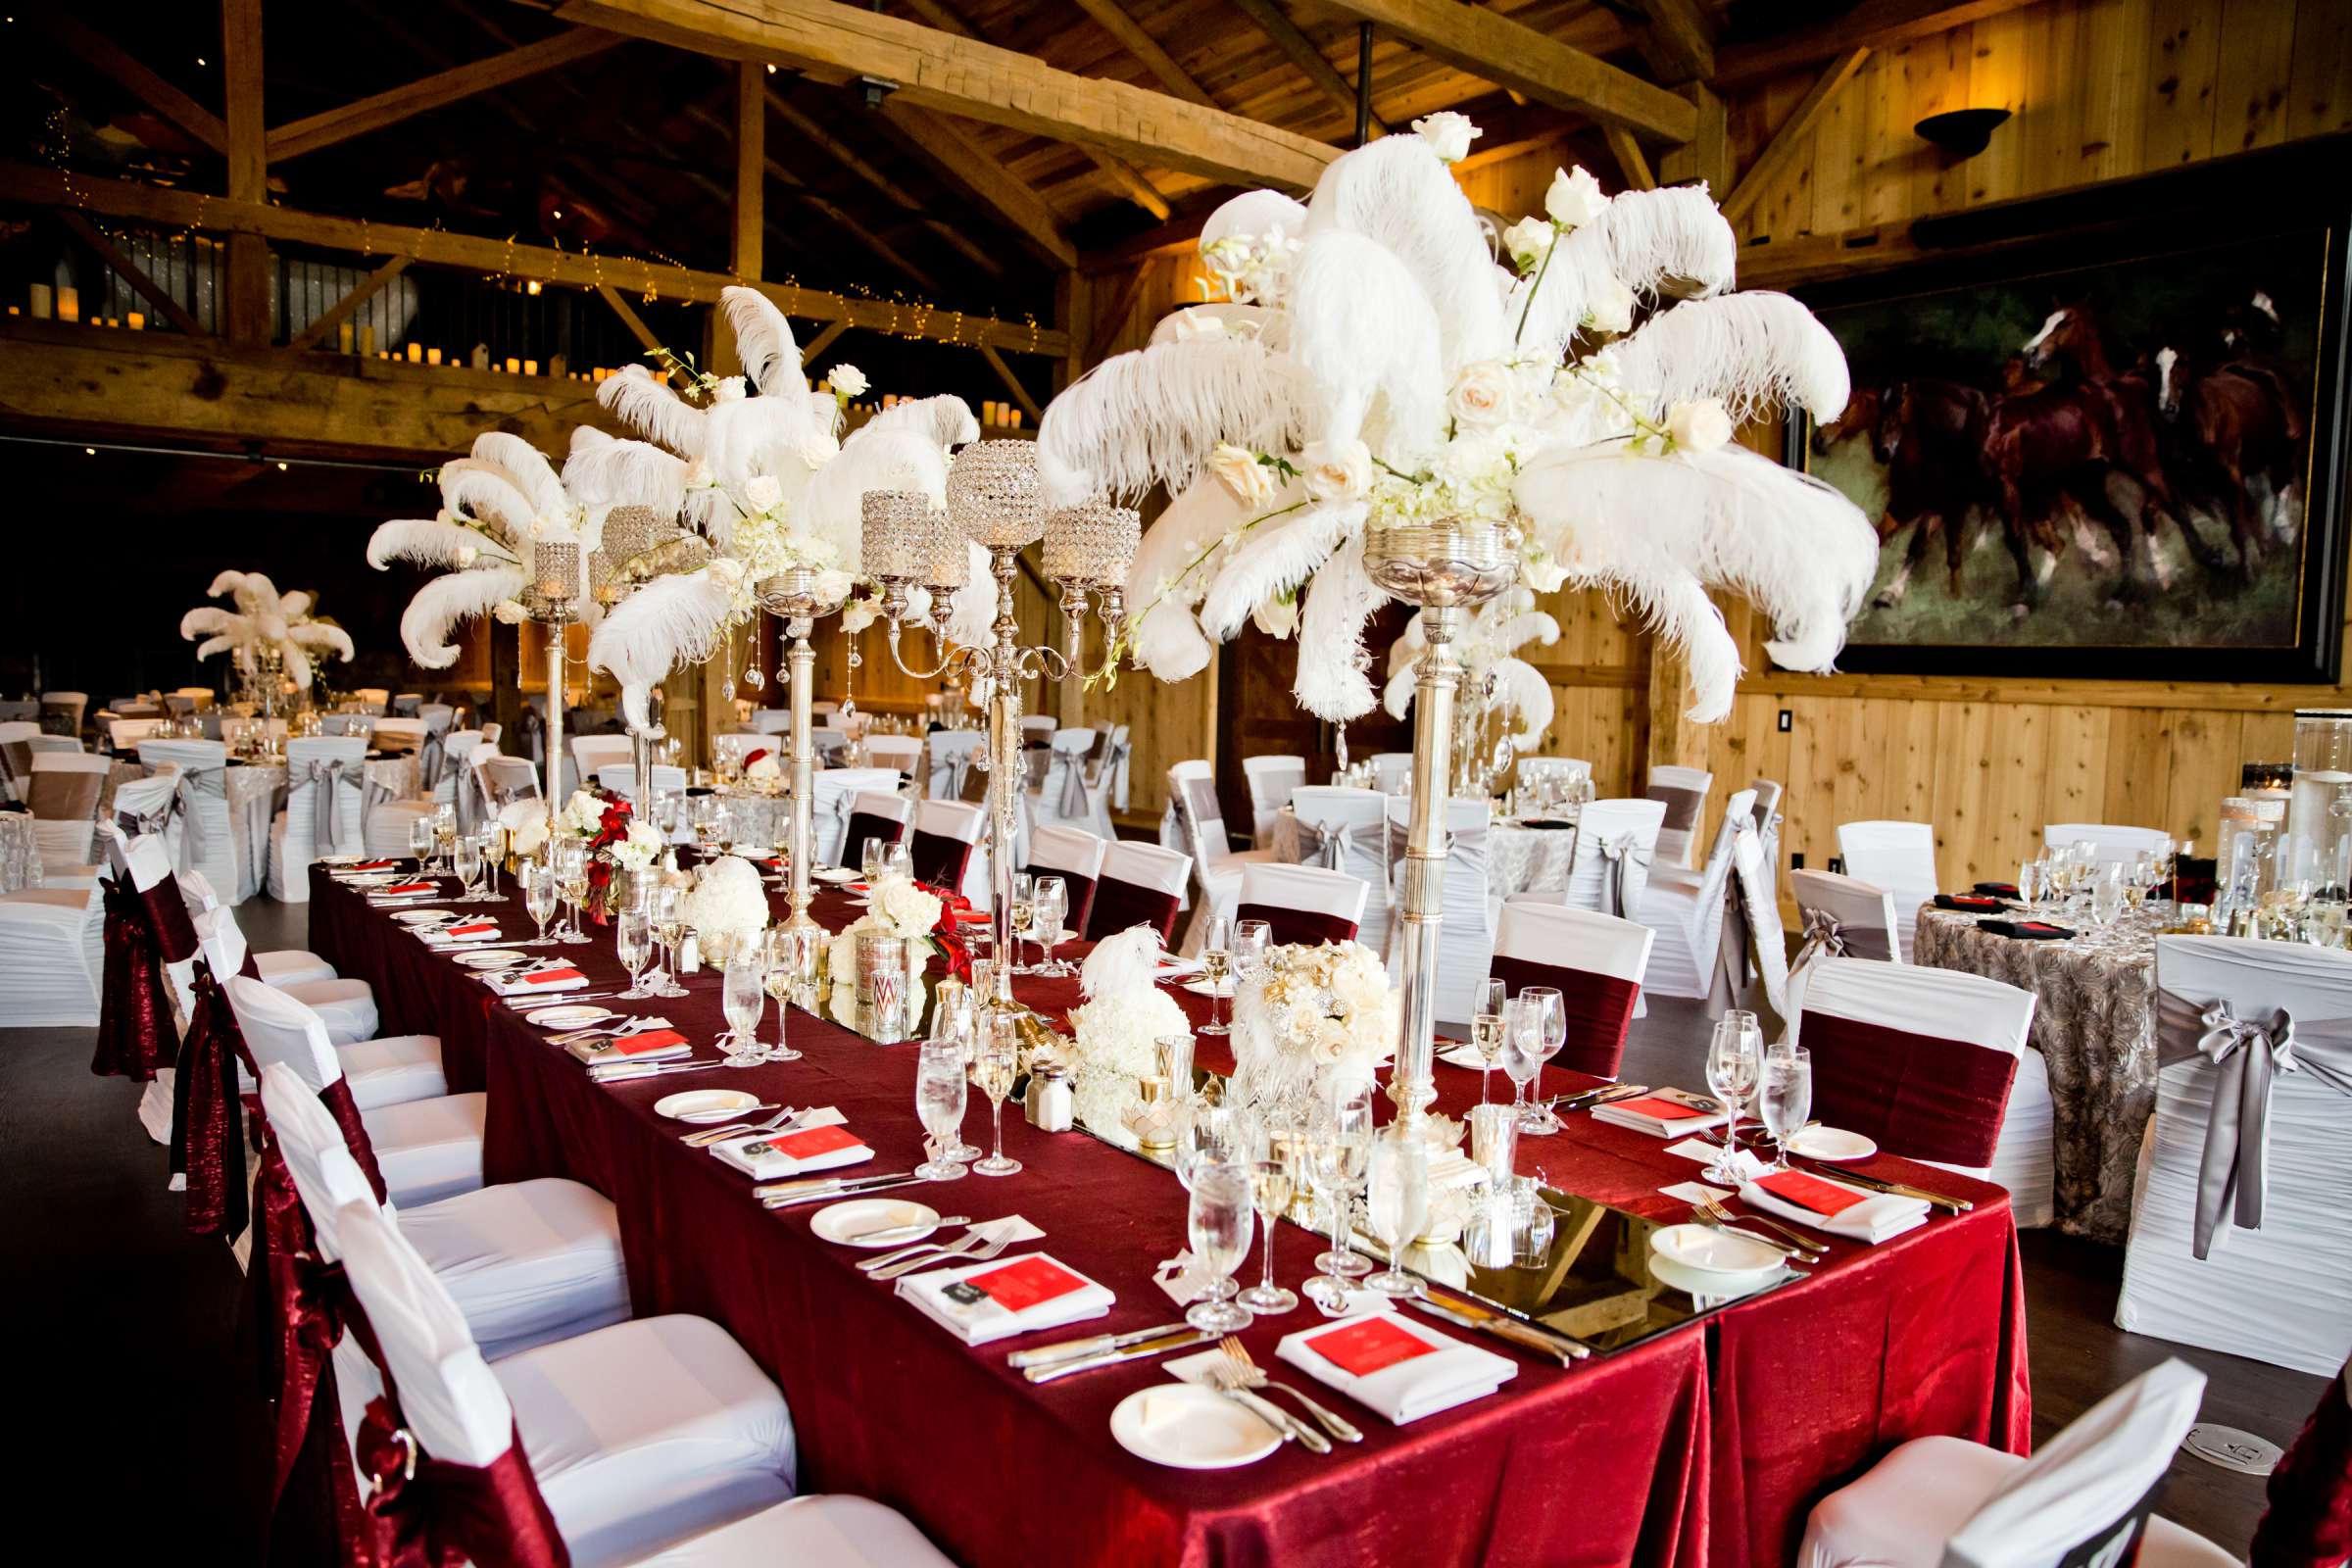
[1023,1062,1073,1131]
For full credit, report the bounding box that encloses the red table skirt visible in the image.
[312,865,2029,1566]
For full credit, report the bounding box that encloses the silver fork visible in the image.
[552,1018,664,1047]
[859,1227,977,1275]
[1200,1361,1331,1453]
[1690,1202,1816,1266]
[1697,1197,1829,1257]
[865,1231,1015,1281]
[682,1106,802,1148]
[1218,1337,1361,1443]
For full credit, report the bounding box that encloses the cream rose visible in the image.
[712,376,747,403]
[1583,272,1635,336]
[454,544,478,568]
[743,474,784,514]
[610,818,663,870]
[1666,398,1733,454]
[492,599,528,625]
[1250,594,1298,640]
[1411,111,1482,163]
[876,876,944,938]
[1545,165,1609,228]
[1300,437,1372,502]
[1449,361,1517,427]
[1170,310,1227,343]
[1207,443,1280,508]
[508,813,549,857]
[828,364,869,398]
[1500,215,1555,272]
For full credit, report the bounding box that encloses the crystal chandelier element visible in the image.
[920,505,967,593]
[945,439,1045,551]
[861,489,930,584]
[1043,498,1142,589]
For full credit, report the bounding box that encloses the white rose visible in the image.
[454,544,478,568]
[1544,165,1609,228]
[878,877,944,937]
[1170,310,1227,343]
[1207,443,1279,508]
[1410,111,1482,163]
[1521,551,1570,594]
[827,364,868,397]
[1250,594,1298,640]
[1300,437,1371,502]
[712,376,747,403]
[1666,398,1733,454]
[743,474,784,514]
[509,814,549,857]
[706,558,746,591]
[840,597,878,635]
[1500,215,1555,272]
[492,599,528,625]
[1448,361,1517,427]
[1583,271,1635,336]
[812,568,854,605]
[684,458,712,489]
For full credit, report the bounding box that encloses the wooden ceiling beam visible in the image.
[34,15,229,154]
[544,0,1336,188]
[1718,46,1869,225]
[1299,0,1697,142]
[879,102,1079,268]
[799,319,851,362]
[266,28,624,160]
[1601,123,1655,191]
[762,85,1004,275]
[1710,0,2034,92]
[1066,0,1219,109]
[0,164,1069,355]
[1624,0,1715,85]
[1223,0,1388,136]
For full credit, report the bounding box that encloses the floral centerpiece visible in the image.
[741,748,783,791]
[820,873,940,1029]
[1226,941,1399,1113]
[680,852,769,963]
[1064,926,1194,1148]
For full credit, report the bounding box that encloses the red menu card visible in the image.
[966,1256,1087,1312]
[385,882,436,896]
[523,968,586,986]
[1756,1169,1868,1216]
[1305,1316,1439,1377]
[764,1124,863,1159]
[1606,1095,1709,1122]
[614,1029,687,1056]
[349,860,396,871]
[446,921,498,937]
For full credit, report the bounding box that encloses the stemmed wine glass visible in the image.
[1364,1130,1430,1298]
[1471,978,1507,1104]
[1516,986,1567,1134]
[452,832,484,903]
[616,906,656,999]
[409,815,435,871]
[1238,1110,1301,1315]
[929,984,984,1164]
[480,823,509,900]
[1183,1161,1256,1334]
[646,883,689,999]
[970,1014,1022,1177]
[1007,873,1035,975]
[1200,916,1232,1037]
[882,841,912,883]
[1230,919,1272,983]
[720,957,766,1069]
[1702,1010,1763,1186]
[521,861,559,947]
[432,803,458,875]
[860,836,886,885]
[758,925,806,1062]
[913,1040,969,1182]
[553,843,590,944]
[1307,1081,1374,1292]
[1031,876,1071,977]
[1499,997,1543,1130]
[1757,1043,1812,1170]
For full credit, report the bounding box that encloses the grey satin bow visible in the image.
[293,757,357,855]
[417,728,448,790]
[1799,907,1850,958]
[1598,833,1650,919]
[172,764,227,867]
[1047,742,1092,819]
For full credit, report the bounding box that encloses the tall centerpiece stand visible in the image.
[753,564,838,946]
[524,539,580,839]
[864,443,1137,1016]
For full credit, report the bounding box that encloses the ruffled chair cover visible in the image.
[1235,860,1368,947]
[138,736,250,902]
[1836,820,1939,962]
[1642,763,1712,871]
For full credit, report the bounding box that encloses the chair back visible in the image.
[371,717,429,754]
[418,702,455,735]
[112,767,183,856]
[317,711,369,738]
[1944,1360,2208,1568]
[1746,777,1786,909]
[809,700,841,723]
[1788,868,1899,964]
[1369,752,1413,794]
[428,729,485,804]
[2043,821,2172,868]
[926,730,985,801]
[282,736,368,863]
[1169,760,1240,882]
[481,755,541,807]
[808,768,904,864]
[163,694,198,719]
[1786,955,2034,1172]
[224,970,345,1092]
[595,761,686,803]
[259,1062,388,1261]
[569,734,632,786]
[749,708,792,735]
[1237,861,1370,947]
[1836,819,1938,960]
[1564,798,1666,918]
[1643,763,1713,869]
[1019,714,1057,745]
[390,694,422,717]
[710,732,768,770]
[1242,755,1306,848]
[353,687,391,712]
[1088,841,1193,944]
[1034,727,1102,831]
[910,798,985,891]
[865,735,923,777]
[40,691,86,737]
[109,717,163,753]
[139,737,237,896]
[0,700,34,723]
[841,791,913,871]
[1491,903,1652,1078]
[1026,824,1107,934]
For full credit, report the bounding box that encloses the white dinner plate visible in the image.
[454,949,527,969]
[1785,1126,1878,1162]
[529,1004,616,1031]
[1647,1251,1784,1304]
[810,867,860,885]
[655,1088,762,1120]
[1437,1042,1488,1070]
[1648,1223,1785,1291]
[1179,977,1235,998]
[1110,1385,1281,1470]
[809,1198,943,1247]
[392,908,456,925]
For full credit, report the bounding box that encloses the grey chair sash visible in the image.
[171,764,228,866]
[0,740,29,803]
[291,758,359,855]
[417,727,448,790]
[1089,734,1131,791]
[1645,782,1704,835]
[1795,907,1849,967]
[1044,744,1093,819]
[1597,833,1650,920]
[1725,828,1788,1019]
[2153,989,2352,1259]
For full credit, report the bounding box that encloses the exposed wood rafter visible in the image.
[1719,47,1870,225]
[596,283,665,351]
[1624,0,1715,85]
[56,210,207,337]
[762,86,1004,274]
[35,15,228,154]
[286,254,413,350]
[265,28,624,160]
[1711,0,2034,92]
[220,0,270,348]
[1069,0,1219,109]
[799,319,850,362]
[881,102,1079,268]
[979,342,1043,422]
[1223,0,1387,135]
[1602,124,1655,191]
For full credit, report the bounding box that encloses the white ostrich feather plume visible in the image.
[1132,597,1214,682]
[587,567,739,732]
[368,517,496,570]
[564,428,689,519]
[1149,304,1288,350]
[1036,338,1311,508]
[704,393,825,492]
[467,432,567,517]
[947,542,998,649]
[1203,189,1309,248]
[180,607,238,642]
[1127,474,1273,612]
[1288,231,1446,459]
[1590,183,1738,300]
[719,286,804,397]
[1608,292,1849,424]
[400,566,525,669]
[1292,530,1383,721]
[1081,922,1162,999]
[1305,135,1508,368]
[597,365,708,458]
[288,620,356,661]
[796,426,951,568]
[1491,658,1555,750]
[437,459,539,536]
[1196,499,1363,642]
[860,393,980,450]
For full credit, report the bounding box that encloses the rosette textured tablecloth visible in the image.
[310,866,2030,1568]
[1269,807,1580,904]
[1913,905,2161,1243]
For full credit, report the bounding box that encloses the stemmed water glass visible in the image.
[1200,916,1232,1037]
[1183,1161,1256,1334]
[1516,987,1567,1133]
[1499,997,1543,1130]
[1702,1010,1763,1186]
[929,984,984,1163]
[1758,1043,1812,1170]
[1032,876,1071,977]
[2018,858,2047,913]
[1471,978,1508,1104]
[432,803,458,874]
[913,1040,969,1182]
[1308,1082,1374,1289]
[1007,873,1036,974]
[452,832,484,903]
[648,884,688,998]
[970,1014,1022,1177]
[1364,1130,1430,1298]
[720,958,765,1069]
[1230,919,1272,983]
[616,906,656,999]
[882,841,912,882]
[2091,863,2126,928]
[860,836,886,885]
[521,862,559,947]
[409,815,435,871]
[1238,1108,1302,1315]
[553,843,590,944]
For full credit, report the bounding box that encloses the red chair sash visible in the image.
[907,829,972,892]
[2251,1358,2352,1568]
[356,1400,569,1568]
[93,873,178,1081]
[839,811,906,872]
[1085,876,1181,944]
[170,968,256,1237]
[1022,865,1096,936]
[1489,956,1640,1080]
[139,877,200,962]
[1798,1011,2020,1167]
[1234,902,1358,948]
[321,1076,393,1206]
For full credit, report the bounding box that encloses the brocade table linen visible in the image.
[0,811,37,892]
[309,866,2030,1568]
[1270,807,1580,902]
[1914,904,2162,1244]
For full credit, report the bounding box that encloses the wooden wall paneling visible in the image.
[1964,5,2032,205]
[2214,0,2300,153]
[2285,0,2352,140]
[1904,22,1969,217]
[2143,0,2223,168]
[2074,0,2149,185]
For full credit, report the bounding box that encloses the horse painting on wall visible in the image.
[1788,206,2350,683]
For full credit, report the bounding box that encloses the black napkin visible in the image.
[1973,881,2019,898]
[1935,894,2005,912]
[0,801,25,814]
[1518,818,1575,830]
[1977,918,2076,941]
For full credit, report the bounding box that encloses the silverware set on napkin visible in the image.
[859,1228,1018,1280]
[1691,1197,1825,1265]
[681,1105,808,1148]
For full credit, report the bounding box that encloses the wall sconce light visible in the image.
[1915,108,2012,159]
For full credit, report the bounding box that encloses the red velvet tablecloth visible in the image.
[310,864,2029,1567]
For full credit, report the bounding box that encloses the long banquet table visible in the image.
[310,862,2030,1568]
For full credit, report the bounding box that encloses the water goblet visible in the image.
[521,862,559,947]
[1364,1132,1429,1298]
[1758,1043,1812,1171]
[1182,1161,1256,1334]
[1702,1011,1763,1186]
[452,832,484,903]
[720,958,765,1068]
[616,906,655,999]
[1230,918,1272,983]
[882,842,912,883]
[1032,876,1071,977]
[1007,872,1036,975]
[914,1040,970,1182]
[1308,1082,1373,1283]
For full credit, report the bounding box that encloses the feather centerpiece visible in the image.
[180,570,354,691]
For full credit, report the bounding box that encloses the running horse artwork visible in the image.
[1791,212,2350,683]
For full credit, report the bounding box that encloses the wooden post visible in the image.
[220,0,270,345]
[490,619,524,743]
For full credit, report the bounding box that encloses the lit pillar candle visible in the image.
[338,320,355,353]
[359,324,374,357]
[125,312,145,330]
[523,359,538,376]
[406,341,421,363]
[506,357,520,373]
[27,284,50,318]
[426,347,442,366]
[55,286,78,323]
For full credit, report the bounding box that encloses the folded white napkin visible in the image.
[490,966,592,997]
[1592,1088,1732,1138]
[422,922,503,947]
[1664,1141,1768,1183]
[1738,1170,1929,1244]
[896,1252,1113,1347]
[565,1027,693,1067]
[709,1111,866,1179]
[1274,1311,1517,1424]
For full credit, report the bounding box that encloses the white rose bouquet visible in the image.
[820,873,939,1028]
[1066,926,1194,1145]
[681,854,769,958]
[1228,940,1398,1111]
[608,818,664,872]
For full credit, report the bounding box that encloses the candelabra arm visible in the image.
[883,615,962,683]
[542,613,569,835]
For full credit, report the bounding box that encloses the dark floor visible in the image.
[5,901,2319,1558]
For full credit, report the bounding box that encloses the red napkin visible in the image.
[523,967,586,986]
[954,909,989,925]
[614,1029,687,1056]
[1305,1316,1439,1376]
[349,860,396,871]
[386,881,437,896]
[447,921,498,937]
[1756,1169,1868,1217]
[1606,1095,1709,1122]
[847,882,870,893]
[966,1256,1088,1312]
[764,1124,863,1159]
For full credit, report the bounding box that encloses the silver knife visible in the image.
[1007,1322,1191,1370]
[1210,1381,1332,1453]
[760,1174,926,1208]
[1021,1329,1208,1383]
[1408,1295,1590,1365]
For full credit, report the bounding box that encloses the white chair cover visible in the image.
[925,730,984,803]
[1032,727,1100,833]
[1376,794,1494,1027]
[1236,860,1370,943]
[1290,786,1393,954]
[204,906,378,1045]
[2118,935,2352,1375]
[1493,901,1652,981]
[1635,788,1755,1001]
[139,737,248,902]
[1788,868,1901,968]
[42,690,87,737]
[1746,778,1785,914]
[912,797,989,905]
[571,735,633,795]
[1168,759,1276,953]
[0,719,37,804]
[862,735,923,779]
[1087,840,1192,944]
[1643,763,1713,870]
[748,708,792,735]
[28,750,111,878]
[0,883,102,1025]
[1367,752,1413,794]
[1243,755,1306,850]
[808,769,906,867]
[1553,798,1665,922]
[270,736,368,902]
[1836,820,1938,962]
[2043,821,2173,869]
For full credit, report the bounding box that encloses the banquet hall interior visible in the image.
[5,0,2351,1562]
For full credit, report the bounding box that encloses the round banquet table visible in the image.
[1268,805,1580,900]
[225,753,419,893]
[1913,903,2163,1244]
[0,810,37,893]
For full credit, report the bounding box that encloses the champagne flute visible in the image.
[1518,986,1568,1134]
[408,815,435,870]
[1008,872,1036,975]
[759,925,805,1062]
[930,985,984,1163]
[616,906,655,999]
[1183,1161,1256,1334]
[970,1015,1022,1177]
[914,1040,970,1181]
[1032,876,1070,977]
[1702,1010,1763,1186]
[1200,916,1232,1038]
[482,822,508,899]
[721,958,764,1068]
[453,832,483,903]
[1500,997,1543,1131]
[1470,977,1508,1104]
[1309,1082,1373,1282]
[650,884,687,998]
[521,862,558,947]
[556,843,591,944]
[1364,1132,1429,1298]
[1239,1108,1302,1313]
[1758,1044,1812,1171]
[860,836,886,884]
[432,803,458,875]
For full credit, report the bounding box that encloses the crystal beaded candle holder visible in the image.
[1043,498,1142,587]
[861,490,929,582]
[532,540,579,606]
[920,505,966,592]
[945,440,1045,551]
[600,505,662,569]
